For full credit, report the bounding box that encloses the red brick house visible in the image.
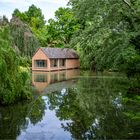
[32,47,80,71]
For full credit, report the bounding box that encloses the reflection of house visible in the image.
[32,47,80,71]
[32,69,80,93]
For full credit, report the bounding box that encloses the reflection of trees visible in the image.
[47,76,140,139]
[0,97,45,139]
[28,97,46,125]
[123,90,140,139]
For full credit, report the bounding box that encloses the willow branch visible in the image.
[122,0,131,7]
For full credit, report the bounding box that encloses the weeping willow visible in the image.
[10,17,39,57]
[0,26,32,104]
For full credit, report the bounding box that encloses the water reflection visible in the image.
[32,69,80,93]
[47,76,140,139]
[0,97,45,139]
[0,71,140,139]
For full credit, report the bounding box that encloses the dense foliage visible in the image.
[11,2,140,77]
[10,17,39,57]
[12,4,45,29]
[69,0,140,77]
[12,4,46,47]
[0,26,32,104]
[46,7,80,47]
[12,6,79,48]
[1,1,140,104]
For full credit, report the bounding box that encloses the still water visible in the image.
[0,70,140,139]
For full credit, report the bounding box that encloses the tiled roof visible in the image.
[41,47,79,59]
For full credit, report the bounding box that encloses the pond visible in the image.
[0,70,140,139]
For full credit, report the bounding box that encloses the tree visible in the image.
[46,7,80,47]
[0,26,32,104]
[69,0,140,77]
[12,5,45,29]
[12,9,21,17]
[0,16,9,26]
[12,5,46,47]
[10,17,39,57]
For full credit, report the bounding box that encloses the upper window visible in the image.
[59,59,66,67]
[51,59,58,67]
[35,60,47,68]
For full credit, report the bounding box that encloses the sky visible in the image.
[0,0,68,22]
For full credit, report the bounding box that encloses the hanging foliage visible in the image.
[10,17,39,57]
[69,0,140,77]
[0,26,32,104]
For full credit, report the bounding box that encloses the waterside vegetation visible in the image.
[0,0,140,104]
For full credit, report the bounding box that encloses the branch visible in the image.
[122,0,131,7]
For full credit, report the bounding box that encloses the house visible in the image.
[32,47,80,71]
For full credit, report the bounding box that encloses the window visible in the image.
[35,60,47,68]
[51,59,58,67]
[59,59,66,67]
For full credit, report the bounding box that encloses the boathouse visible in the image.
[32,47,80,71]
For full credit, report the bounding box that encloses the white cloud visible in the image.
[0,0,28,5]
[28,0,68,5]
[0,0,68,21]
[0,0,68,5]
